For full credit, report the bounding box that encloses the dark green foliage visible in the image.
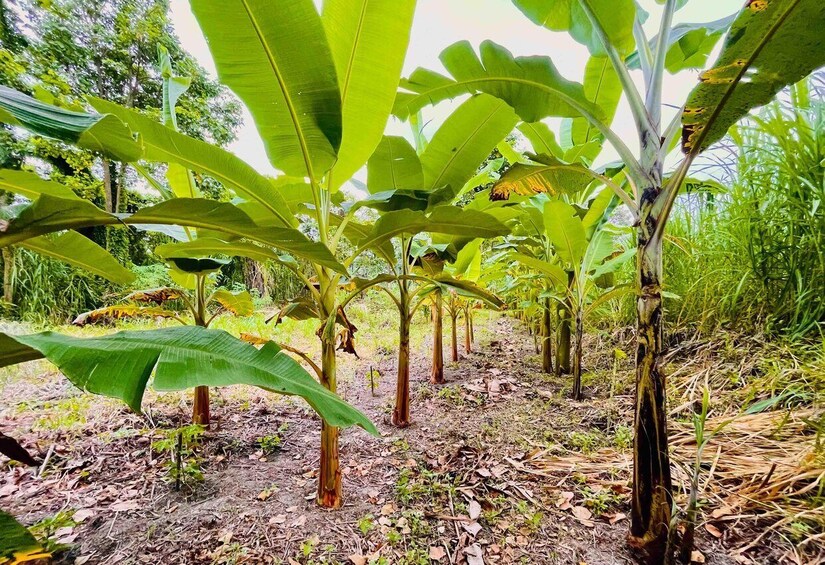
[3,247,111,324]
[0,0,242,322]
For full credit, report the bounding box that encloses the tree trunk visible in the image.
[191,279,211,428]
[629,191,672,564]
[541,298,553,374]
[572,307,583,401]
[450,311,458,363]
[317,337,342,507]
[115,161,127,213]
[556,303,571,376]
[102,160,115,213]
[392,302,411,427]
[469,311,474,343]
[430,291,444,384]
[192,386,210,426]
[464,310,472,353]
[242,258,266,297]
[2,246,14,306]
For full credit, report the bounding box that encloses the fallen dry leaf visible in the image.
[704,523,723,538]
[291,515,306,527]
[555,491,574,508]
[468,499,482,521]
[711,506,733,519]
[348,555,367,565]
[463,521,483,537]
[571,506,595,526]
[691,550,706,563]
[605,512,626,525]
[110,500,139,512]
[464,543,484,565]
[73,509,95,523]
[429,546,446,561]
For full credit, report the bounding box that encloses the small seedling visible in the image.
[366,366,380,396]
[300,535,319,557]
[29,510,76,553]
[151,424,206,491]
[256,423,290,455]
[357,514,375,535]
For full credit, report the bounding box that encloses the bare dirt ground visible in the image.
[0,314,819,564]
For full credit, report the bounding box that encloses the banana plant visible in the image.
[396,1,825,558]
[181,0,422,509]
[72,256,256,426]
[340,133,509,427]
[0,0,417,509]
[443,239,485,360]
[508,191,634,400]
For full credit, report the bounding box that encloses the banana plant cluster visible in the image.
[0,0,824,562]
[0,0,422,510]
[0,0,512,510]
[501,188,634,399]
[335,125,511,427]
[393,0,825,561]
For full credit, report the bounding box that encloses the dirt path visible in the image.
[2,315,742,564]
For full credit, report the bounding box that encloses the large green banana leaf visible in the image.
[191,0,342,178]
[509,253,568,290]
[0,510,47,564]
[543,200,588,267]
[0,88,295,227]
[562,56,621,151]
[421,94,518,194]
[323,0,416,190]
[0,85,141,162]
[0,333,42,367]
[626,14,737,73]
[367,136,424,192]
[512,0,637,56]
[394,40,601,123]
[447,238,482,280]
[90,99,294,226]
[517,122,563,158]
[352,189,451,214]
[359,207,509,252]
[333,217,395,264]
[682,0,825,154]
[0,327,377,433]
[155,238,287,265]
[0,194,344,272]
[0,168,82,201]
[21,232,135,285]
[430,275,503,309]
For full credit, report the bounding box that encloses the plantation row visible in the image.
[1,1,824,564]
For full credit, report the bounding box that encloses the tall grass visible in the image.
[660,79,824,339]
[6,248,109,325]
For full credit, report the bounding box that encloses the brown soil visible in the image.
[0,315,801,564]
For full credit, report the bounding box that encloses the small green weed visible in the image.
[256,423,289,455]
[152,424,206,489]
[29,510,76,553]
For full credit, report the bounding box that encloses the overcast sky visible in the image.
[168,0,744,177]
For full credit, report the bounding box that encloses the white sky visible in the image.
[168,0,744,177]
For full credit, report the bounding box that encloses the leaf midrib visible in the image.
[239,0,317,182]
